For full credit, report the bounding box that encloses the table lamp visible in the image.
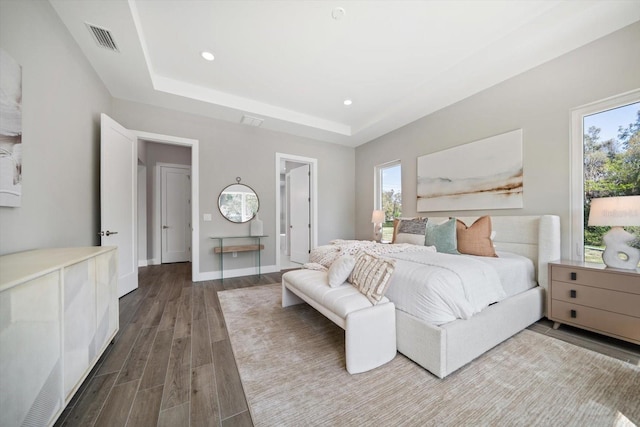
[588,195,640,269]
[371,210,385,242]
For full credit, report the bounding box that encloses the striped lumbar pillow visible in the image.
[348,252,396,305]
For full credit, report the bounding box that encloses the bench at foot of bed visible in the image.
[282,269,397,374]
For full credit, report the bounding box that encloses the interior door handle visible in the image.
[99,230,118,236]
[163,225,169,229]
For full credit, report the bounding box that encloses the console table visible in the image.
[210,235,267,280]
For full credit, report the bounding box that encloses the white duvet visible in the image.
[384,251,535,325]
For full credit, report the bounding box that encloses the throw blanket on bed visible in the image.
[309,240,436,268]
[384,251,507,325]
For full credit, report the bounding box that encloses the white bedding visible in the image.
[384,250,536,325]
[307,240,538,327]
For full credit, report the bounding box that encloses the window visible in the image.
[570,90,640,264]
[375,160,402,242]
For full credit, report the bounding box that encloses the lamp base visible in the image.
[373,224,382,243]
[601,227,640,270]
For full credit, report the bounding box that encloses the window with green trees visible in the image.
[375,161,402,242]
[582,102,639,265]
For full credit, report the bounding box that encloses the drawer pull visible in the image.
[570,309,577,318]
[570,272,577,280]
[570,289,577,298]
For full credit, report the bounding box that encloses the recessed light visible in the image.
[343,99,353,106]
[201,51,214,61]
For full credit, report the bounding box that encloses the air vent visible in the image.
[85,23,119,52]
[241,115,264,127]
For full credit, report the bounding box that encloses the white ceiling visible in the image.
[49,0,640,147]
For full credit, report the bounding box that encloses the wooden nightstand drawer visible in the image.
[551,281,640,317]
[551,265,640,294]
[551,300,640,343]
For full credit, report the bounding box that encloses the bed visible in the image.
[310,214,561,378]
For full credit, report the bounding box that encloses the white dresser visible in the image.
[0,247,119,427]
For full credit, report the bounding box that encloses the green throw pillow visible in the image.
[425,218,459,254]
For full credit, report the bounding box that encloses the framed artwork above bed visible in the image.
[417,129,523,212]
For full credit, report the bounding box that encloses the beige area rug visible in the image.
[219,284,640,427]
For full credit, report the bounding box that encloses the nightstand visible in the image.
[547,260,640,345]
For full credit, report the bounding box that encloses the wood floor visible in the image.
[55,263,640,427]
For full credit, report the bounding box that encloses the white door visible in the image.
[161,166,191,263]
[100,114,137,297]
[289,164,310,264]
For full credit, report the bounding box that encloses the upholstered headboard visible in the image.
[426,215,561,289]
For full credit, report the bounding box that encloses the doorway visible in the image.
[159,164,191,263]
[135,135,199,276]
[139,144,194,267]
[100,114,201,298]
[275,153,318,270]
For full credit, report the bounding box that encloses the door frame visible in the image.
[275,153,318,270]
[132,130,201,281]
[156,163,192,264]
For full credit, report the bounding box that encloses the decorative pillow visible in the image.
[393,217,427,245]
[394,233,426,245]
[425,218,459,254]
[397,217,428,234]
[328,255,356,287]
[391,217,424,243]
[348,252,396,305]
[456,216,498,257]
[391,218,401,243]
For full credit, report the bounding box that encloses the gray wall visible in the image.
[0,0,112,255]
[111,99,355,275]
[355,22,640,259]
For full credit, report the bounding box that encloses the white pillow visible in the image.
[394,233,426,245]
[328,255,356,287]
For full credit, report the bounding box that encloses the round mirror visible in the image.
[218,179,259,223]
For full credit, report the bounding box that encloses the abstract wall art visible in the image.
[0,49,22,207]
[417,129,523,212]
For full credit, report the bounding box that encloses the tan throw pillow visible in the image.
[391,218,401,243]
[456,216,498,257]
[348,252,396,305]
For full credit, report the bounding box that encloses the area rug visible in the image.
[219,284,640,427]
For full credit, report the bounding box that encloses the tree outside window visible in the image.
[376,162,402,242]
[583,103,640,265]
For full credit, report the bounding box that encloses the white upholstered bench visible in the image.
[282,269,397,374]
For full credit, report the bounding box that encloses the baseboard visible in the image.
[138,259,149,267]
[194,264,279,282]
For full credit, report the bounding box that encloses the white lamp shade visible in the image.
[588,196,640,227]
[371,210,385,223]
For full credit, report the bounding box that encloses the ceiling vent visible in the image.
[241,115,264,127]
[85,23,119,52]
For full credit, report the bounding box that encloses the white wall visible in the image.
[0,0,112,255]
[110,99,355,276]
[355,22,640,259]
